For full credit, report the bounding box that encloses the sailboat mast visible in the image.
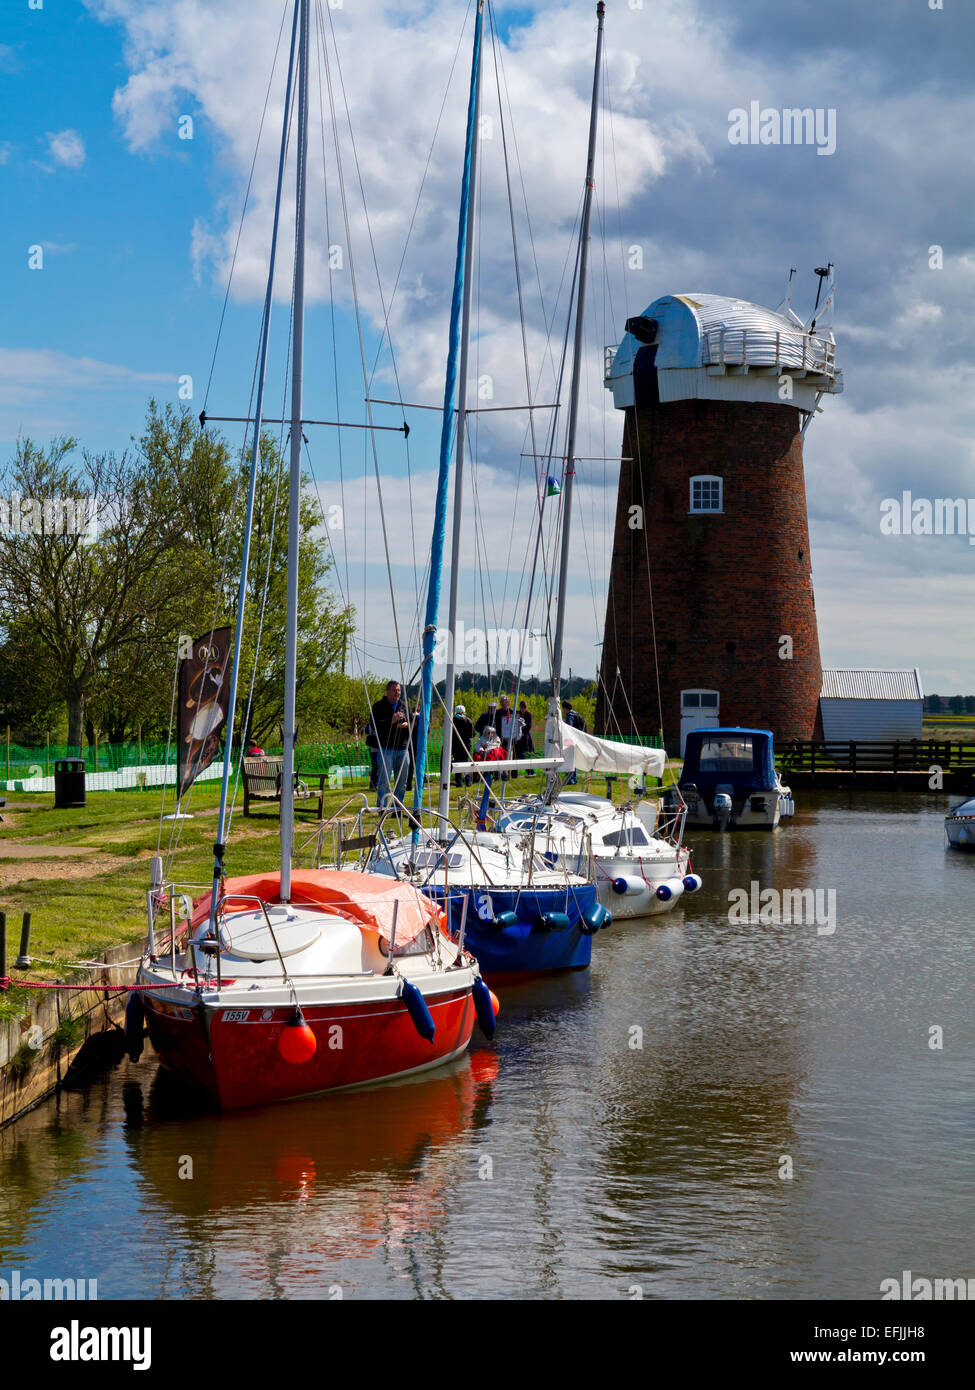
[280,0,310,902]
[438,0,485,825]
[413,0,484,828]
[204,2,300,938]
[550,0,605,707]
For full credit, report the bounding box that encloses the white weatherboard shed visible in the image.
[819,669,924,740]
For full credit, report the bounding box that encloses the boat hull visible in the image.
[143,987,475,1110]
[677,792,792,831]
[594,848,691,918]
[431,884,598,978]
[597,878,677,918]
[945,820,975,850]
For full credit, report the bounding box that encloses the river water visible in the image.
[2,791,972,1300]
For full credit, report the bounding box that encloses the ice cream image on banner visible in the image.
[177,628,232,797]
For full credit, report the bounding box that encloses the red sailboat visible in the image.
[138,872,486,1110]
[135,0,494,1109]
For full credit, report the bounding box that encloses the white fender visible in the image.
[655,877,686,903]
[611,875,647,897]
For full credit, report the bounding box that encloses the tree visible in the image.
[0,616,63,741]
[949,695,965,715]
[226,429,354,747]
[0,403,354,748]
[0,436,194,747]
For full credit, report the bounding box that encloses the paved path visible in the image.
[0,843,100,859]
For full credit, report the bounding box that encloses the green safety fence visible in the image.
[3,729,663,788]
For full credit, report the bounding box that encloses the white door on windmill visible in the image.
[680,690,719,756]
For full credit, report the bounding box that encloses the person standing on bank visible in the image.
[451,704,475,787]
[562,698,588,732]
[515,699,533,764]
[562,699,587,785]
[365,722,379,791]
[370,679,410,808]
[475,700,499,737]
[404,708,421,794]
[498,694,521,780]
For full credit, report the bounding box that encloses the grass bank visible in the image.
[0,765,678,1023]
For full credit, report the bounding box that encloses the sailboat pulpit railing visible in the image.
[368,796,501,888]
[653,800,688,849]
[293,793,373,869]
[145,881,198,973]
[146,886,289,991]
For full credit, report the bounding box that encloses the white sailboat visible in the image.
[368,1,610,977]
[475,0,701,920]
[486,718,698,919]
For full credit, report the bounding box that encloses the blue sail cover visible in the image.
[679,728,777,791]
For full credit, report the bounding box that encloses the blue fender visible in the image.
[401,979,435,1043]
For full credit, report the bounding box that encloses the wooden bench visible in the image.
[242,757,325,819]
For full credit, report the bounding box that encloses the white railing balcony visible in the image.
[702,327,838,381]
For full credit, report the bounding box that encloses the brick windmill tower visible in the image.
[597,286,842,752]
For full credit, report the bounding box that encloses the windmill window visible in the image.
[689,475,723,513]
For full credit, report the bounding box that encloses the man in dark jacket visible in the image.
[562,699,587,732]
[562,700,587,784]
[475,700,499,736]
[370,679,409,807]
[450,704,475,787]
[515,699,534,762]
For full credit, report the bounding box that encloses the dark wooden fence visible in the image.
[779,740,975,774]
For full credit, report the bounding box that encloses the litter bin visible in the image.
[54,757,86,809]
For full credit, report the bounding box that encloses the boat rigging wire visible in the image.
[160,0,299,872]
[602,56,663,739]
[201,0,292,417]
[316,0,413,728]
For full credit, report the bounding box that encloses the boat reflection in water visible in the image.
[123,1050,499,1297]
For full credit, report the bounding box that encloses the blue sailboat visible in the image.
[371,1,609,978]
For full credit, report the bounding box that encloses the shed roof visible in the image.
[820,669,923,701]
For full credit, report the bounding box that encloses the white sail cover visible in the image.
[545,715,666,779]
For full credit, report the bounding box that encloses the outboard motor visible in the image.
[712,786,733,832]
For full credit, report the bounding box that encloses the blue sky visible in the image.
[0,2,393,469]
[2,5,207,443]
[3,0,975,693]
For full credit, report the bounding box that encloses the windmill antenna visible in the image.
[776,265,798,315]
[812,263,832,312]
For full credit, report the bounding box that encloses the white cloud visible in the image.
[309,462,615,682]
[82,0,701,426]
[82,0,975,687]
[47,129,87,170]
[0,349,174,445]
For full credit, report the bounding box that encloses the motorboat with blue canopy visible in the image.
[664,728,794,831]
[945,797,975,850]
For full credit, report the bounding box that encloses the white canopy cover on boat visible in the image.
[545,714,666,779]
